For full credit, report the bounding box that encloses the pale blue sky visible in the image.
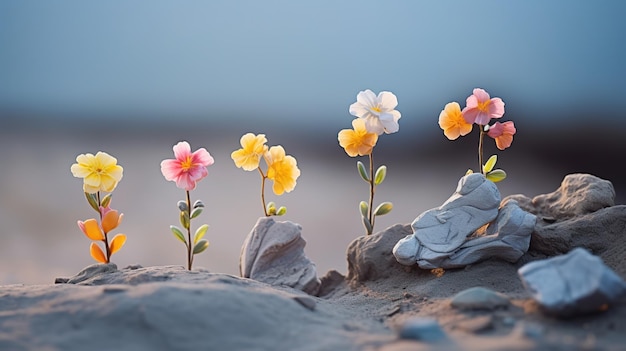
[1,1,625,129]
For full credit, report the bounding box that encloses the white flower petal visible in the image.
[356,89,377,108]
[379,112,400,134]
[349,101,370,118]
[362,116,385,135]
[378,91,398,110]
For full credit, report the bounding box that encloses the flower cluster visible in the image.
[161,141,214,270]
[438,88,516,182]
[71,152,126,263]
[231,133,300,216]
[338,89,400,235]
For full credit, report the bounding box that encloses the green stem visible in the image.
[368,153,375,235]
[258,167,268,217]
[186,190,193,270]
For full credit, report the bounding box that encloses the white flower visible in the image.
[349,89,401,135]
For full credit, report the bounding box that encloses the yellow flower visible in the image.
[71,152,123,193]
[438,102,473,140]
[338,118,379,157]
[265,145,300,195]
[231,133,269,171]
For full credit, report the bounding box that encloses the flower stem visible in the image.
[258,167,268,217]
[186,190,193,270]
[478,127,485,175]
[97,192,111,263]
[368,153,375,235]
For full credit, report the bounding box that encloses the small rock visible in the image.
[450,286,510,310]
[240,217,320,295]
[398,318,448,342]
[518,247,626,317]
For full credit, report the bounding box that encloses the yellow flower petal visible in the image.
[90,243,107,263]
[338,119,378,157]
[438,102,473,140]
[231,133,268,171]
[266,146,300,195]
[70,151,123,193]
[101,210,121,233]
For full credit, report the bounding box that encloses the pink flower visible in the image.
[161,141,214,191]
[462,88,505,125]
[487,121,516,150]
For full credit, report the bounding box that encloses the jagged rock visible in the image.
[346,224,414,282]
[518,247,626,317]
[55,263,119,284]
[240,217,320,295]
[505,173,615,221]
[393,174,535,269]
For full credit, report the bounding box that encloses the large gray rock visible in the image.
[240,217,321,295]
[518,247,626,317]
[393,174,535,269]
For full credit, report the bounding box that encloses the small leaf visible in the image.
[374,202,393,216]
[109,234,127,255]
[359,201,369,218]
[100,193,112,208]
[179,211,190,229]
[193,200,205,208]
[486,169,507,183]
[170,225,187,244]
[90,243,107,263]
[465,169,474,176]
[374,165,387,185]
[276,206,287,216]
[362,216,373,235]
[85,192,100,213]
[194,224,209,245]
[357,161,369,182]
[177,200,188,212]
[81,218,105,241]
[190,207,203,219]
[483,155,498,174]
[193,239,209,254]
[266,202,276,215]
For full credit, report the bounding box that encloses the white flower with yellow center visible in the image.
[348,89,401,135]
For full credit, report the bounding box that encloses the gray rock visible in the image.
[506,173,615,221]
[346,224,414,282]
[240,217,321,295]
[450,286,510,310]
[393,174,535,269]
[55,263,118,284]
[518,247,626,317]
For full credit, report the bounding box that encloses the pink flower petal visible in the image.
[172,141,192,161]
[160,159,182,181]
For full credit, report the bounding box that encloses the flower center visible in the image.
[371,105,382,113]
[477,100,491,113]
[181,156,193,172]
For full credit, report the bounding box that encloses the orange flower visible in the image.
[438,102,473,140]
[338,118,379,157]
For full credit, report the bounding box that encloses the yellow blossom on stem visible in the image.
[438,102,473,140]
[231,133,269,171]
[266,145,301,195]
[70,152,123,194]
[338,118,379,157]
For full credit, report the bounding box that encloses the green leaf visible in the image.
[179,211,190,230]
[190,207,203,219]
[486,169,507,183]
[170,225,187,244]
[193,239,209,254]
[85,192,100,212]
[194,224,209,245]
[266,202,276,215]
[177,200,188,212]
[374,202,393,216]
[374,165,387,185]
[357,161,369,182]
[100,193,112,208]
[362,216,373,235]
[276,206,287,216]
[359,201,369,218]
[483,155,498,174]
[193,200,205,208]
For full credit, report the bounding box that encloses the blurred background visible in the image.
[1,1,625,285]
